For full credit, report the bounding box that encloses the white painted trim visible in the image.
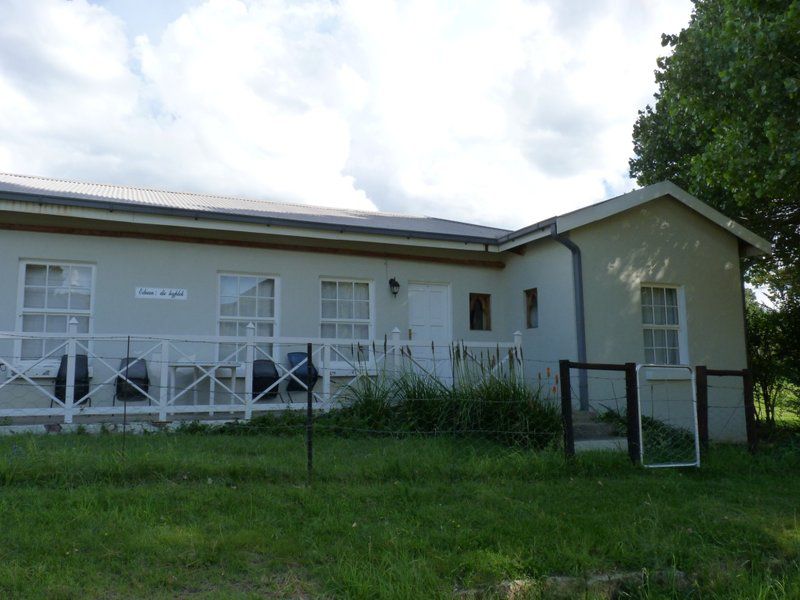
[318,277,375,372]
[640,283,689,367]
[407,281,453,343]
[14,259,96,365]
[554,181,772,255]
[216,272,281,374]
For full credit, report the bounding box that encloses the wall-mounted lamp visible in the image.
[389,277,400,297]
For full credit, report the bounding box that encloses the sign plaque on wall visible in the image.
[135,287,188,300]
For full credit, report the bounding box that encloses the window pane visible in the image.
[354,301,369,320]
[653,287,665,307]
[256,322,274,337]
[47,265,67,287]
[354,283,369,301]
[257,279,274,298]
[655,348,667,364]
[22,314,45,332]
[45,338,67,356]
[46,315,67,333]
[21,339,42,360]
[220,276,238,297]
[665,288,677,306]
[71,266,92,288]
[666,306,679,325]
[653,329,667,349]
[641,287,652,306]
[69,288,91,310]
[641,305,653,325]
[47,287,69,309]
[321,323,336,338]
[653,305,666,325]
[239,296,257,317]
[25,265,46,285]
[219,321,237,337]
[75,316,89,333]
[23,286,46,308]
[338,301,353,319]
[337,324,353,339]
[237,277,257,297]
[643,329,654,348]
[321,281,337,299]
[644,348,656,364]
[321,300,337,319]
[667,348,680,365]
[666,329,679,348]
[219,343,237,361]
[257,298,274,318]
[354,324,369,340]
[339,283,353,300]
[220,297,237,316]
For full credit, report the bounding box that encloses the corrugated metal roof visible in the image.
[0,172,510,242]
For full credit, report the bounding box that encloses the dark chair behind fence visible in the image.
[253,359,282,401]
[286,351,319,392]
[114,357,151,405]
[53,354,91,407]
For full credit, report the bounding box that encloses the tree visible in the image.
[630,0,800,310]
[745,291,797,427]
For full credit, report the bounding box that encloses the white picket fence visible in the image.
[0,321,523,423]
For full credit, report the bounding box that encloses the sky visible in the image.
[0,0,694,229]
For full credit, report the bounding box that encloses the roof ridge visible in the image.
[0,171,430,221]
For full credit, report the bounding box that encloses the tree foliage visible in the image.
[745,291,798,426]
[630,0,800,308]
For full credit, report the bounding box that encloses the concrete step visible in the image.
[574,421,619,439]
[575,437,628,453]
[571,410,598,423]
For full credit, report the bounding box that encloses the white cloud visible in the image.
[0,0,692,228]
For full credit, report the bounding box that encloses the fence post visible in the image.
[64,318,79,424]
[624,362,641,465]
[742,368,758,453]
[513,331,523,379]
[559,359,574,458]
[244,322,255,420]
[322,343,331,407]
[159,340,169,421]
[391,327,401,376]
[695,365,709,453]
[306,342,313,484]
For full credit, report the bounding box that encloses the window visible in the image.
[641,285,683,365]
[18,262,93,361]
[524,288,538,329]
[469,293,491,331]
[320,280,372,363]
[218,274,277,361]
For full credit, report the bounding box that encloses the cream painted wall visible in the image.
[0,229,513,344]
[570,197,748,440]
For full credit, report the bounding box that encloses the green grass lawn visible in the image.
[0,432,798,599]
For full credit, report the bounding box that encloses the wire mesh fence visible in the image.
[0,328,759,478]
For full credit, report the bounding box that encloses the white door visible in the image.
[408,283,451,378]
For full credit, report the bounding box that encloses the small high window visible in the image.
[469,293,491,331]
[524,288,538,329]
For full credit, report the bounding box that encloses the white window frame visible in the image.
[217,272,280,369]
[319,278,375,373]
[641,283,689,368]
[15,260,96,367]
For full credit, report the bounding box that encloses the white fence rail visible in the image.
[0,324,523,423]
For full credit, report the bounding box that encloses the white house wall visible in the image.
[570,197,749,440]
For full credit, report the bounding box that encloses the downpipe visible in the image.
[550,224,589,410]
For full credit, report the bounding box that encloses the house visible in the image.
[0,173,771,438]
